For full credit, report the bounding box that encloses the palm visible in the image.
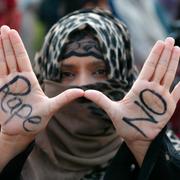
[85,38,180,142]
[0,71,49,135]
[0,26,84,139]
[116,80,176,141]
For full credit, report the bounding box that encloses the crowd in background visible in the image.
[0,0,179,137]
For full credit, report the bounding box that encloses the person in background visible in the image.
[37,0,82,32]
[37,0,111,33]
[108,0,167,68]
[155,0,180,33]
[80,0,109,9]
[18,0,41,64]
[0,0,22,32]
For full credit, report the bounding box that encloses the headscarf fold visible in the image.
[22,9,137,180]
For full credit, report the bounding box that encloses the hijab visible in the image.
[21,9,137,180]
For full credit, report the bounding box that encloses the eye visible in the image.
[61,71,75,80]
[93,68,107,76]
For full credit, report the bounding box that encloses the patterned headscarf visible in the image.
[34,8,137,94]
[22,9,138,180]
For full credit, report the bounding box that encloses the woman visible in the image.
[0,9,180,180]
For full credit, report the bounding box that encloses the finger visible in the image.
[152,37,175,83]
[0,36,8,76]
[162,46,180,89]
[171,82,180,104]
[1,25,18,73]
[138,40,165,80]
[9,29,32,72]
[49,88,84,114]
[84,90,114,117]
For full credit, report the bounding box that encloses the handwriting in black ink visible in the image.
[0,75,41,132]
[122,89,167,138]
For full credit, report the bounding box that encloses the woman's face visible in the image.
[60,56,107,86]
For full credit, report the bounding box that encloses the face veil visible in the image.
[22,9,138,180]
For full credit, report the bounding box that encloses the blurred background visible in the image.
[0,0,180,137]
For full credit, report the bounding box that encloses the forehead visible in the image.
[61,56,106,66]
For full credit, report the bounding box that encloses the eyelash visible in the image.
[61,72,75,78]
[60,68,107,81]
[92,69,107,76]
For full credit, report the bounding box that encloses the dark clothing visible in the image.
[104,129,180,180]
[0,142,34,180]
[0,129,180,180]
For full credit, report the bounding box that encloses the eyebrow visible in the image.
[90,60,106,66]
[61,64,75,68]
[61,60,106,67]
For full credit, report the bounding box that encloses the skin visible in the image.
[83,0,110,10]
[84,38,180,165]
[0,26,84,170]
[0,25,180,171]
[60,56,107,86]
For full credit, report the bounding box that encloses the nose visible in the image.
[75,73,90,86]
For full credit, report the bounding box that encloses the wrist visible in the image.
[0,133,34,171]
[124,140,151,166]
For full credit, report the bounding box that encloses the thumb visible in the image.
[171,82,180,104]
[49,88,84,114]
[84,90,114,116]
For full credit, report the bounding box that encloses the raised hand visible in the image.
[0,26,84,138]
[84,38,180,143]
